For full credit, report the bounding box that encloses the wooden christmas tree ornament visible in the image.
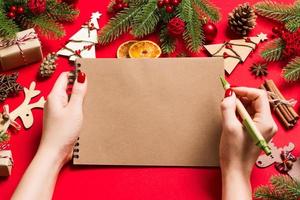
[204,33,268,74]
[57,11,101,61]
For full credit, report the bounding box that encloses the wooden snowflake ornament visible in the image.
[204,33,268,74]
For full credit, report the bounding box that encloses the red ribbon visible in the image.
[275,151,297,173]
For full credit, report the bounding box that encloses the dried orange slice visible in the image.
[117,40,137,58]
[128,40,161,58]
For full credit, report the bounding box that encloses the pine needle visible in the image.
[30,14,65,39]
[261,38,285,62]
[0,131,9,143]
[255,1,300,32]
[159,25,176,54]
[98,4,144,44]
[131,0,160,38]
[179,0,203,52]
[193,0,220,22]
[283,57,300,81]
[46,0,79,22]
[0,7,19,39]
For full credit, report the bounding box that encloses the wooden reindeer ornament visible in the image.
[256,140,300,182]
[1,81,45,132]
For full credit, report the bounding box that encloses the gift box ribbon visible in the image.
[0,32,38,65]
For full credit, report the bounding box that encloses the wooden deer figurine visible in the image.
[256,140,295,168]
[1,81,45,132]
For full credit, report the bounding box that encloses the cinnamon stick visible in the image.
[266,80,299,121]
[260,85,292,129]
[264,81,295,124]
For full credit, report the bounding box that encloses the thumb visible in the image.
[68,71,87,107]
[220,93,240,126]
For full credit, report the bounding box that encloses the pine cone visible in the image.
[39,53,58,78]
[228,3,257,36]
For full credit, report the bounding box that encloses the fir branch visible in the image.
[255,1,300,32]
[261,38,285,62]
[160,25,176,54]
[283,57,300,82]
[131,0,160,38]
[179,0,203,52]
[0,131,9,143]
[255,175,300,200]
[254,1,295,22]
[99,4,144,45]
[193,0,220,22]
[46,0,79,22]
[0,7,19,39]
[30,14,65,38]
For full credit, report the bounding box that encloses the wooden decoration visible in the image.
[0,150,13,176]
[1,81,45,132]
[204,33,268,74]
[256,140,300,182]
[57,11,101,61]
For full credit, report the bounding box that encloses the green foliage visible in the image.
[193,0,220,22]
[159,25,176,54]
[283,57,300,81]
[0,0,78,39]
[31,14,65,39]
[255,175,300,200]
[261,38,285,62]
[46,0,79,22]
[99,3,145,44]
[131,0,160,38]
[255,1,300,32]
[0,7,19,38]
[179,0,203,52]
[0,131,9,143]
[99,0,220,52]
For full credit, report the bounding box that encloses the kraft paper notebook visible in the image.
[73,57,224,167]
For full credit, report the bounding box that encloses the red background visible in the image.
[1,0,299,199]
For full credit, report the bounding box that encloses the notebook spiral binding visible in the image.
[73,137,80,159]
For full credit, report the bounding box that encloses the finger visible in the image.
[47,72,69,108]
[68,74,88,108]
[232,87,271,115]
[220,93,241,128]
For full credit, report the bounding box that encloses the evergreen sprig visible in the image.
[159,25,176,54]
[0,131,10,143]
[193,0,220,22]
[255,0,300,32]
[30,14,65,39]
[261,38,285,62]
[0,7,19,39]
[179,0,203,52]
[283,57,300,81]
[99,0,220,53]
[0,0,79,39]
[99,2,146,44]
[255,175,300,200]
[46,0,79,22]
[131,0,160,38]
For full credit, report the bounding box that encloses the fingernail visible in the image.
[224,89,233,98]
[230,85,238,88]
[77,71,86,83]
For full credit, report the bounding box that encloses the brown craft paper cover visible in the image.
[74,57,224,167]
[0,28,42,71]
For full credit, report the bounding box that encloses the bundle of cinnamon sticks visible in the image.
[260,80,299,129]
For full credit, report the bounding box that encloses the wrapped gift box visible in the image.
[0,28,43,71]
[0,150,13,176]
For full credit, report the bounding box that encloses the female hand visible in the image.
[220,87,277,200]
[39,71,87,165]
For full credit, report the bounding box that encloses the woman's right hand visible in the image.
[220,87,278,177]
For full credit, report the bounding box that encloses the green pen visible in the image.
[220,77,271,155]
